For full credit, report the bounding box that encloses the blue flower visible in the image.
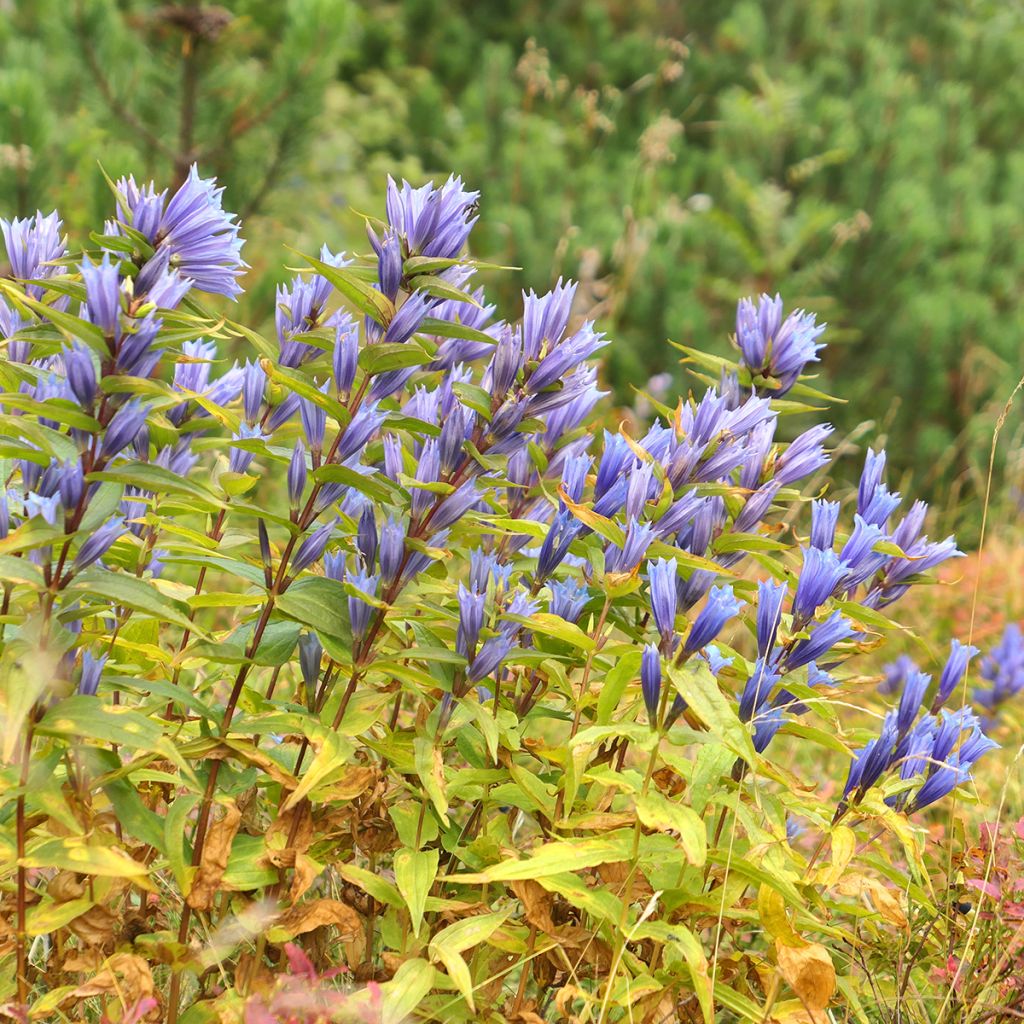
[755,578,787,658]
[549,578,589,624]
[300,392,327,453]
[291,519,336,576]
[973,624,1024,714]
[857,449,887,514]
[356,504,378,570]
[379,517,405,586]
[735,293,826,395]
[288,441,307,510]
[775,424,833,486]
[2,209,67,300]
[605,519,656,574]
[809,499,840,551]
[80,254,123,337]
[641,643,662,724]
[333,316,360,398]
[739,657,781,724]
[347,568,381,645]
[537,509,581,580]
[792,547,847,622]
[111,165,246,298]
[229,423,263,474]
[77,651,107,697]
[457,583,486,659]
[298,633,323,689]
[684,584,742,655]
[647,557,679,644]
[467,633,513,683]
[385,175,479,258]
[100,400,150,460]
[838,515,888,590]
[784,611,855,671]
[879,653,917,696]
[897,668,931,735]
[73,515,127,571]
[932,639,979,712]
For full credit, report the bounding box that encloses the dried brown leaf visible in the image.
[67,952,157,1017]
[66,904,119,948]
[186,801,242,911]
[287,852,322,904]
[277,898,361,939]
[47,870,86,902]
[510,879,556,934]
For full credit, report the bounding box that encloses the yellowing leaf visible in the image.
[636,791,707,866]
[457,834,632,883]
[394,847,439,938]
[381,959,436,1024]
[414,736,449,824]
[186,801,241,911]
[776,942,836,1011]
[23,837,152,888]
[757,884,805,948]
[817,825,855,887]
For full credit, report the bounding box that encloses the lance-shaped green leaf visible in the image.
[394,847,439,938]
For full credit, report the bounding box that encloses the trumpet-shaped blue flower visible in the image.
[685,584,742,655]
[648,557,678,644]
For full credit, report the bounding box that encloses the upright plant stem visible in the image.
[15,719,35,1006]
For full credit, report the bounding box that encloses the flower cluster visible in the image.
[974,624,1024,721]
[1,164,1004,1021]
[840,639,996,817]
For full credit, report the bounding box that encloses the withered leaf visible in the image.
[67,952,158,1018]
[288,852,322,904]
[66,904,119,948]
[186,801,242,911]
[319,764,378,802]
[510,879,556,935]
[277,898,361,939]
[47,870,86,902]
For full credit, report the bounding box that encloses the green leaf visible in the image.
[299,250,395,324]
[313,463,394,504]
[335,862,404,908]
[0,554,44,588]
[394,847,439,938]
[89,461,225,510]
[418,316,498,346]
[39,696,164,751]
[636,792,707,866]
[597,650,642,725]
[410,274,481,306]
[359,340,432,376]
[275,576,351,652]
[667,661,756,765]
[67,569,201,635]
[428,910,511,1012]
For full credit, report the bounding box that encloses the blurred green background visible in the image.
[4,0,1024,523]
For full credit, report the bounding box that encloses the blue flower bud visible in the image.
[641,644,662,724]
[288,441,307,509]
